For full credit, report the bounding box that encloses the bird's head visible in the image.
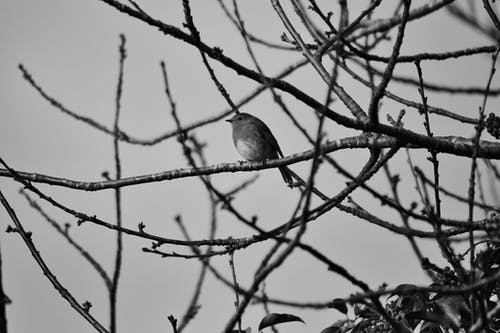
[225,112,254,128]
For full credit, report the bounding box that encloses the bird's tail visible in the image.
[279,166,293,185]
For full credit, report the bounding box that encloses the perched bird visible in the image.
[226,112,293,184]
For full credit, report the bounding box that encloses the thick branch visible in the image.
[1,135,500,191]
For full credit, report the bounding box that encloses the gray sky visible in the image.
[1,1,499,332]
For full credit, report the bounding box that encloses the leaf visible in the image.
[258,313,304,330]
[353,304,378,319]
[390,284,419,298]
[476,246,500,274]
[330,298,348,315]
[389,284,427,320]
[351,319,372,333]
[405,310,442,323]
[434,295,469,332]
[320,326,341,333]
[419,321,443,333]
[320,319,352,333]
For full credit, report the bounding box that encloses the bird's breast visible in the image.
[235,138,265,161]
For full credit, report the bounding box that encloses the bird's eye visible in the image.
[238,116,242,120]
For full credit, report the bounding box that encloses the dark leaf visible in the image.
[401,294,424,313]
[435,295,469,332]
[353,304,378,319]
[351,319,372,333]
[405,310,442,323]
[476,246,500,274]
[390,284,427,316]
[320,326,341,333]
[258,313,304,330]
[420,321,443,333]
[320,319,351,333]
[330,298,348,315]
[390,284,418,297]
[487,299,498,310]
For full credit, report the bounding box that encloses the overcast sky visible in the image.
[1,1,499,333]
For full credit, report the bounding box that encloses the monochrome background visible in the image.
[1,1,498,332]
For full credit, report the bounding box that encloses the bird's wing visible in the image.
[255,119,284,158]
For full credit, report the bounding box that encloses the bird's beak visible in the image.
[225,119,232,123]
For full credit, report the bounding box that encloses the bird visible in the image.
[226,112,293,184]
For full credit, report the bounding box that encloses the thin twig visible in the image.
[216,0,296,51]
[482,0,500,31]
[182,0,239,114]
[271,0,369,122]
[382,163,426,269]
[109,34,126,333]
[417,166,499,212]
[341,59,479,124]
[345,43,499,64]
[414,60,467,284]
[229,252,242,332]
[475,167,489,217]
[20,190,112,289]
[368,0,411,124]
[349,56,500,96]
